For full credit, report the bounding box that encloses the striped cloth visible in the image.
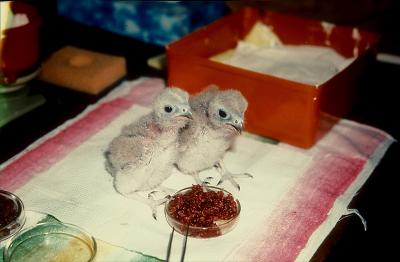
[0,78,394,261]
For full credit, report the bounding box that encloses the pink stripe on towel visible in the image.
[238,153,365,262]
[0,79,164,191]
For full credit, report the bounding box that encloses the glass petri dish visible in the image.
[3,222,97,262]
[165,185,241,238]
[0,190,26,243]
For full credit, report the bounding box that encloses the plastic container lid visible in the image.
[3,222,97,262]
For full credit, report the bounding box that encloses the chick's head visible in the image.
[153,87,192,130]
[208,89,248,135]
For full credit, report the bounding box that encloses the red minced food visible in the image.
[0,193,20,238]
[167,185,238,237]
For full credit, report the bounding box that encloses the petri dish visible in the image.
[3,222,97,262]
[165,185,241,238]
[0,190,26,243]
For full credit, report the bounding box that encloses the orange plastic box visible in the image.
[167,7,379,148]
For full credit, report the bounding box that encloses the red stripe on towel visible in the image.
[239,153,365,262]
[0,79,164,191]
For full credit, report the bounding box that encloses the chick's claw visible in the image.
[190,172,216,186]
[217,172,253,190]
[148,194,171,220]
[215,160,253,191]
[202,176,214,185]
[148,186,176,198]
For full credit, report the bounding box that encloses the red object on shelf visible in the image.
[167,7,379,148]
[0,2,41,84]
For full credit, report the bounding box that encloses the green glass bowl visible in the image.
[3,222,97,262]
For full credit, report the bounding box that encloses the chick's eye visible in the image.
[219,109,228,119]
[164,106,173,113]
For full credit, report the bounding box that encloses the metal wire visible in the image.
[166,226,189,262]
[180,226,189,262]
[166,227,174,262]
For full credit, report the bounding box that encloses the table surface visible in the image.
[1,9,399,262]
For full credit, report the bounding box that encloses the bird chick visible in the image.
[104,87,192,218]
[176,86,251,190]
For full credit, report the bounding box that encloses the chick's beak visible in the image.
[228,118,243,134]
[186,112,193,120]
[232,124,243,134]
[178,107,193,119]
[183,111,193,120]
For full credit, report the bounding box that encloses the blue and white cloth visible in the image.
[58,0,226,46]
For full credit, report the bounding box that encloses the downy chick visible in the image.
[104,87,192,218]
[176,86,251,190]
